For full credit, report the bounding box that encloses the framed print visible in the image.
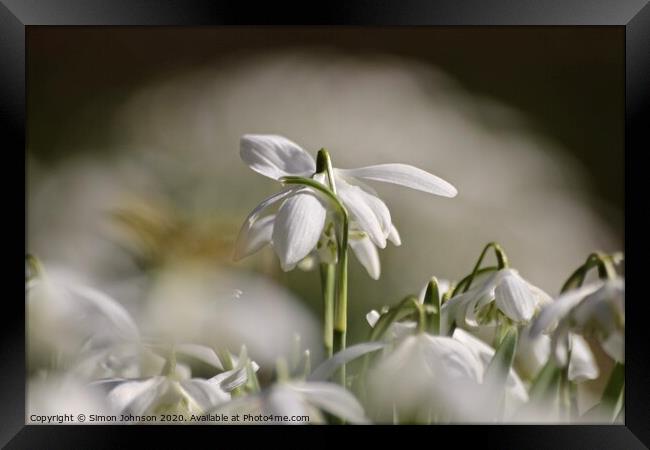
[2,0,649,447]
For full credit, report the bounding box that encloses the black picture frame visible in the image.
[2,0,649,447]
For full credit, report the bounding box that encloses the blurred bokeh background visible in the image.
[27,27,623,353]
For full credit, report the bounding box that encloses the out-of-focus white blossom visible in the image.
[531,279,624,364]
[213,380,369,424]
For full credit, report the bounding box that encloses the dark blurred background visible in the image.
[27,27,624,226]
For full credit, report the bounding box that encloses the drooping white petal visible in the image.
[291,382,370,424]
[240,134,316,180]
[308,341,385,381]
[529,281,604,337]
[265,385,312,422]
[336,176,392,237]
[418,334,484,382]
[337,163,457,197]
[234,187,299,261]
[601,331,624,363]
[567,334,599,382]
[67,284,140,343]
[272,191,327,271]
[516,323,551,379]
[336,180,386,248]
[233,214,275,261]
[550,320,571,367]
[350,235,381,280]
[107,377,166,415]
[452,328,528,404]
[494,270,537,323]
[179,379,230,411]
[571,280,624,334]
[175,344,224,370]
[387,224,401,246]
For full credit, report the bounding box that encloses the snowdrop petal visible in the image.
[175,344,224,370]
[387,224,401,246]
[530,281,604,337]
[210,366,249,392]
[240,134,316,180]
[66,284,140,342]
[350,235,381,280]
[337,181,386,248]
[494,271,536,323]
[233,214,275,261]
[337,176,392,237]
[179,379,230,411]
[309,341,385,381]
[550,321,571,366]
[108,377,166,415]
[291,382,370,424]
[567,335,599,382]
[234,187,298,261]
[272,191,327,271]
[601,331,624,363]
[338,163,457,197]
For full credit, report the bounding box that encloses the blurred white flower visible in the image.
[364,309,530,421]
[443,268,552,327]
[140,265,321,367]
[452,329,528,407]
[99,353,253,418]
[28,375,114,423]
[213,380,369,424]
[365,333,484,423]
[234,134,457,278]
[27,264,139,369]
[516,323,599,383]
[530,279,624,364]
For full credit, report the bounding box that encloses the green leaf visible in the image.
[423,278,441,335]
[528,360,562,402]
[369,295,421,342]
[484,327,518,390]
[600,362,625,422]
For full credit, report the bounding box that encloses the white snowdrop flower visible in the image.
[530,278,624,364]
[516,323,599,382]
[234,134,456,278]
[212,381,369,424]
[100,356,254,418]
[443,268,553,327]
[365,333,484,423]
[452,329,528,408]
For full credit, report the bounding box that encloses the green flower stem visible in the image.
[276,358,290,383]
[456,242,509,296]
[560,252,619,293]
[450,266,499,297]
[423,277,441,335]
[163,343,177,378]
[319,263,335,358]
[316,148,338,195]
[217,349,243,397]
[281,172,350,386]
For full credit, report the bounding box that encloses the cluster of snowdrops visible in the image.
[26,135,624,424]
